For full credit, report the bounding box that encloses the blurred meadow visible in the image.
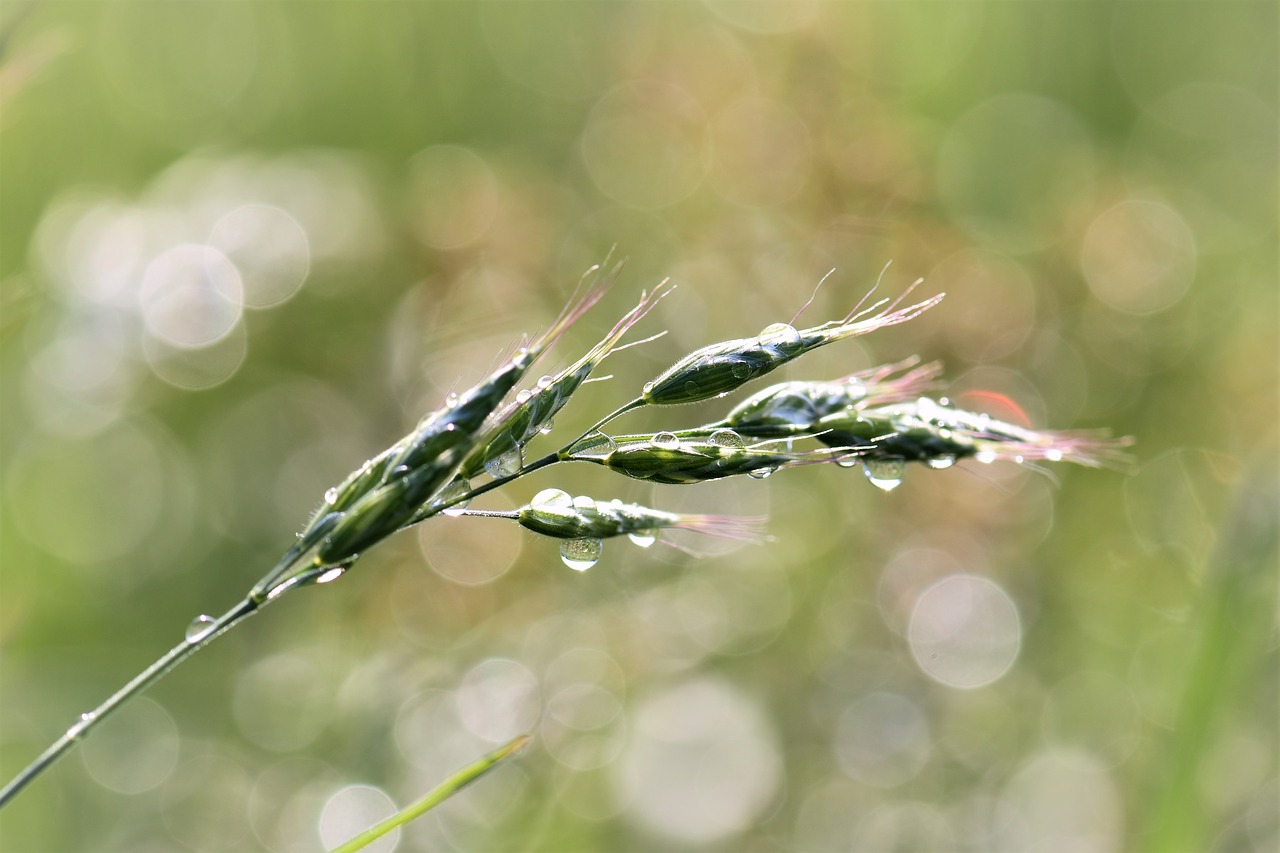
[0,1,1276,851]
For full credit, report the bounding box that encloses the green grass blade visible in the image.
[330,734,532,853]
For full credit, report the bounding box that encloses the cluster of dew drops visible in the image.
[528,487,656,572]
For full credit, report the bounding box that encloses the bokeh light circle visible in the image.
[834,692,932,788]
[1081,198,1196,315]
[581,81,711,209]
[938,94,1096,252]
[139,243,244,349]
[614,678,781,843]
[456,658,541,743]
[209,203,311,308]
[317,785,398,853]
[908,574,1021,689]
[80,697,179,795]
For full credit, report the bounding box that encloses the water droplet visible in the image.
[836,454,861,469]
[730,360,751,380]
[531,488,573,509]
[938,397,952,407]
[572,494,597,511]
[324,487,339,505]
[747,466,775,480]
[185,614,217,643]
[927,455,957,470]
[1045,448,1064,462]
[708,428,745,449]
[643,381,655,395]
[560,538,602,571]
[538,418,555,435]
[759,322,802,348]
[915,397,942,423]
[435,478,471,516]
[628,531,657,548]
[537,374,555,390]
[570,432,617,460]
[845,380,868,402]
[651,431,680,450]
[975,450,997,464]
[68,712,97,739]
[316,567,346,584]
[445,392,460,408]
[485,446,523,478]
[864,458,906,491]
[516,389,533,404]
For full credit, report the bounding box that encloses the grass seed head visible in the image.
[517,489,767,545]
[567,431,851,484]
[640,283,943,406]
[250,277,606,600]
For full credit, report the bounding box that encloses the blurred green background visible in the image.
[0,2,1275,851]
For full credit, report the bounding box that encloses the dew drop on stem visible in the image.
[485,446,523,478]
[532,488,573,509]
[561,538,602,571]
[708,428,744,449]
[185,614,217,643]
[651,431,680,450]
[748,467,775,480]
[927,455,957,470]
[759,322,801,348]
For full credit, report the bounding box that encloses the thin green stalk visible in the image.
[0,597,261,809]
[330,734,532,853]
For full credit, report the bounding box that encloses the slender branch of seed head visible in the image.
[789,268,836,327]
[0,597,261,810]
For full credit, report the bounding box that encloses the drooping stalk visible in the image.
[0,597,261,809]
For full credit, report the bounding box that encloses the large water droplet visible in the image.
[485,446,523,478]
[643,381,655,395]
[651,431,680,450]
[324,487,339,505]
[560,538,602,571]
[747,466,775,480]
[572,494,597,511]
[864,458,906,491]
[315,566,346,584]
[927,455,957,470]
[532,488,573,509]
[538,418,555,435]
[516,389,533,404]
[537,374,555,390]
[435,477,472,516]
[759,322,802,348]
[628,530,657,548]
[185,614,217,643]
[708,428,745,449]
[569,432,617,460]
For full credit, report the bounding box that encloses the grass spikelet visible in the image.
[456,273,673,482]
[508,488,767,544]
[639,282,944,406]
[250,282,606,600]
[565,430,854,484]
[820,398,1135,471]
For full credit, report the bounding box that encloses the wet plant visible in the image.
[0,260,1132,824]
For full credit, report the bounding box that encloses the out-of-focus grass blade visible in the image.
[330,734,533,853]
